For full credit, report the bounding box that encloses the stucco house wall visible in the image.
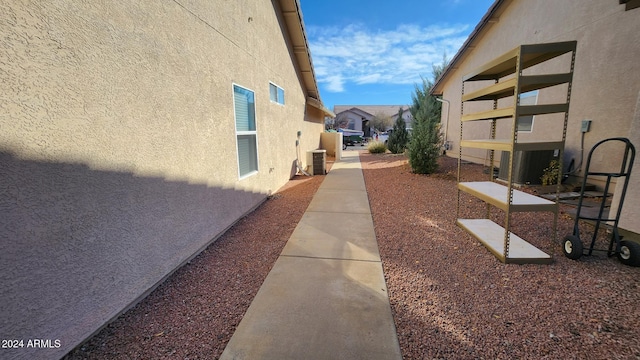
[432,0,640,237]
[0,1,326,358]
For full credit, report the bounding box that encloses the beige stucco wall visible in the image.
[0,1,323,358]
[610,91,640,235]
[438,0,640,234]
[320,132,342,158]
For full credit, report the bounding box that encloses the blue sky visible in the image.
[299,0,495,110]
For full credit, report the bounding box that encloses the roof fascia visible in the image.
[276,0,332,114]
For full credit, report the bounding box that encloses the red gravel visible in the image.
[360,152,640,360]
[64,152,640,360]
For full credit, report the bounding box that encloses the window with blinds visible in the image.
[233,84,258,178]
[269,82,285,105]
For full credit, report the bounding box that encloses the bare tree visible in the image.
[370,112,393,133]
[325,113,349,130]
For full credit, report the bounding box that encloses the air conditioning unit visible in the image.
[498,150,557,185]
[307,150,326,175]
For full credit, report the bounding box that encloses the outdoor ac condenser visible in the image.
[498,150,557,185]
[306,150,326,175]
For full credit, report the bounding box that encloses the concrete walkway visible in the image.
[220,150,402,360]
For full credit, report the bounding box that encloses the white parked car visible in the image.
[375,128,411,144]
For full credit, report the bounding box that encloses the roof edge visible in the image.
[307,97,335,117]
[277,0,330,111]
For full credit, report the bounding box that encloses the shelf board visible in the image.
[460,140,564,152]
[462,73,573,102]
[513,141,564,151]
[460,139,513,151]
[458,181,557,212]
[462,103,569,122]
[519,103,569,116]
[461,108,514,122]
[457,219,552,264]
[462,78,516,102]
[520,73,573,90]
[463,41,577,81]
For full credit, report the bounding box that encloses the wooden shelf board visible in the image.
[460,140,563,152]
[519,73,573,90]
[457,219,552,264]
[462,73,573,102]
[514,141,564,151]
[462,103,569,122]
[462,47,520,82]
[463,41,576,81]
[462,78,517,101]
[461,108,514,122]
[519,103,569,116]
[459,181,556,212]
[460,139,513,151]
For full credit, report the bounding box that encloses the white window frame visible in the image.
[517,90,538,133]
[233,83,259,179]
[269,82,285,105]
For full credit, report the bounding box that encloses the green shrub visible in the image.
[367,141,387,154]
[407,60,448,174]
[387,108,409,154]
[541,160,560,186]
[408,117,441,174]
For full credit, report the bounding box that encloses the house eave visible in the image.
[307,97,335,117]
[277,0,329,112]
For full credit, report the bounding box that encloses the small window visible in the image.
[269,82,285,105]
[233,84,258,178]
[517,91,538,132]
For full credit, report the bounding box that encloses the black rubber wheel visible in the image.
[617,240,640,267]
[563,235,583,260]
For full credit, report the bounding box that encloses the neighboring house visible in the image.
[431,1,640,240]
[0,1,331,359]
[333,107,374,137]
[333,105,412,138]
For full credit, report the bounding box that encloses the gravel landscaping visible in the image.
[64,151,640,359]
[361,152,640,359]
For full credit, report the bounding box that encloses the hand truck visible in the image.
[562,137,639,266]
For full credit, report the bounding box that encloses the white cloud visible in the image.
[324,74,346,92]
[308,23,469,93]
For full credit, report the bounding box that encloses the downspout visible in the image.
[436,98,451,151]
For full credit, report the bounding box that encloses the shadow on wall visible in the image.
[0,150,267,360]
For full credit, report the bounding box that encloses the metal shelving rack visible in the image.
[457,41,577,264]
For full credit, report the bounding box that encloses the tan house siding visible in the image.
[433,0,640,236]
[0,1,325,358]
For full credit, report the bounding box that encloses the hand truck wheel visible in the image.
[617,240,640,267]
[563,235,583,260]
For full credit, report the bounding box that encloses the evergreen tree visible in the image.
[408,58,448,174]
[387,107,409,154]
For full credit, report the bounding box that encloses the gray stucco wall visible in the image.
[0,1,323,359]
